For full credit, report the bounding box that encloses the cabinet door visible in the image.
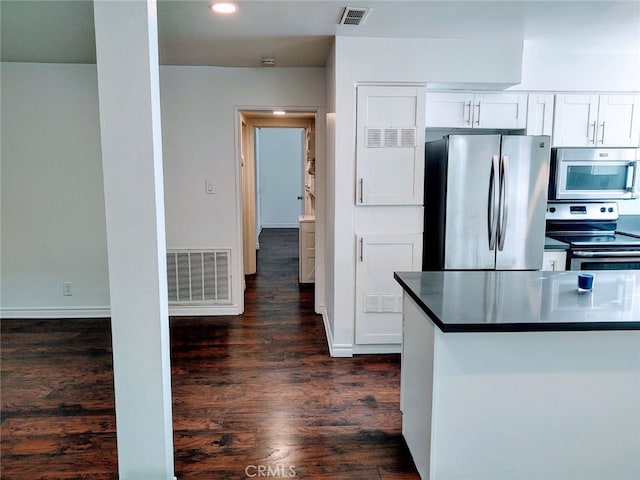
[356,85,426,205]
[475,93,528,129]
[542,251,566,271]
[298,219,315,283]
[425,92,475,127]
[553,94,600,146]
[597,94,640,147]
[355,234,422,345]
[526,94,554,136]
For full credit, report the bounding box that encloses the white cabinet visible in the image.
[553,94,640,147]
[355,234,422,344]
[542,251,567,271]
[526,94,554,136]
[298,216,315,283]
[426,92,527,129]
[356,85,426,205]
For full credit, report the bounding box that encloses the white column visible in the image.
[93,1,174,478]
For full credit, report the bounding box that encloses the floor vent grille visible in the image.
[166,250,231,305]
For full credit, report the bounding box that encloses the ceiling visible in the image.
[1,1,639,68]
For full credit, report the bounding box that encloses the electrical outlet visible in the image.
[63,282,72,296]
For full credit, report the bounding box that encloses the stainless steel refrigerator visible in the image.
[423,135,551,270]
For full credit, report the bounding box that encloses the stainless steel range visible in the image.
[546,202,640,270]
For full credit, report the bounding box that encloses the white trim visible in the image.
[321,306,353,357]
[1,304,243,319]
[1,306,111,319]
[353,343,402,354]
[169,305,242,316]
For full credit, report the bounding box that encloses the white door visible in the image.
[356,85,426,205]
[475,93,527,129]
[597,94,640,147]
[425,92,475,128]
[552,94,600,146]
[355,234,422,345]
[526,94,554,136]
[256,128,304,228]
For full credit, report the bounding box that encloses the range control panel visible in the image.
[546,202,618,221]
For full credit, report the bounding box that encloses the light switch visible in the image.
[205,180,214,194]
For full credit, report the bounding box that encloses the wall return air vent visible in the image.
[339,6,371,26]
[166,249,231,305]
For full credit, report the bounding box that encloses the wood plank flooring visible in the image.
[1,228,419,479]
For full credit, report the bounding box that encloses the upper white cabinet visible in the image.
[356,85,426,205]
[426,92,527,129]
[526,94,554,136]
[553,94,640,147]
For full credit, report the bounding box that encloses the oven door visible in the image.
[570,250,640,270]
[554,160,639,200]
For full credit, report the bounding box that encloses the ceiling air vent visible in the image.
[339,7,371,26]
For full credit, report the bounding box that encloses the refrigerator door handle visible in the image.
[488,155,499,250]
[498,155,509,251]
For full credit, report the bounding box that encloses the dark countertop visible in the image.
[544,236,569,250]
[395,270,640,333]
[618,214,640,238]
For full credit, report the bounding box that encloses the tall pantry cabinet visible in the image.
[354,85,425,347]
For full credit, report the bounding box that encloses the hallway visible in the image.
[1,229,418,479]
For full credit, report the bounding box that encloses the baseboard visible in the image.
[0,306,111,319]
[1,304,243,319]
[353,343,402,354]
[169,305,242,316]
[320,306,353,357]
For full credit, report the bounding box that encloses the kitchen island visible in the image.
[394,270,640,480]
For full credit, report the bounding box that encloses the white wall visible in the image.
[1,62,110,317]
[160,65,325,313]
[1,62,325,317]
[323,41,337,345]
[256,128,304,228]
[516,40,640,92]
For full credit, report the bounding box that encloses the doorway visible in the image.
[239,111,316,277]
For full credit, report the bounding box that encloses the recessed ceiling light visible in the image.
[210,3,238,14]
[273,111,286,116]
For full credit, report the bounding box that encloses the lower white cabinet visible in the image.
[355,233,422,344]
[543,250,567,271]
[299,216,315,283]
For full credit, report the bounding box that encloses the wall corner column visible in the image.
[93,0,174,478]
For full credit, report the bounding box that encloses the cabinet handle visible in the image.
[475,102,481,125]
[359,238,364,262]
[589,121,597,144]
[359,178,364,203]
[599,122,606,144]
[465,101,472,125]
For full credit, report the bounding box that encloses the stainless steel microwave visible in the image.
[548,147,639,200]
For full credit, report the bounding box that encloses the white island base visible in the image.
[401,294,640,480]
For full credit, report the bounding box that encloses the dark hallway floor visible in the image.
[1,228,418,479]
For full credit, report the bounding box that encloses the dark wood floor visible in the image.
[1,228,419,479]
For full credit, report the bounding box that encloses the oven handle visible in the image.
[628,161,639,196]
[572,250,640,258]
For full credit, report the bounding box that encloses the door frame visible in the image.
[237,111,315,275]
